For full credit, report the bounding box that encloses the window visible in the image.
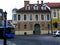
[18,24,20,29]
[30,24,33,30]
[41,14,44,20]
[41,24,44,29]
[13,14,16,20]
[18,15,20,20]
[24,14,26,20]
[48,24,51,29]
[41,4,46,10]
[24,24,27,29]
[34,5,38,10]
[43,6,46,10]
[53,12,56,17]
[30,14,32,20]
[26,5,30,10]
[36,15,38,21]
[47,14,50,20]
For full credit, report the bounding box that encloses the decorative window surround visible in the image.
[25,4,30,10]
[33,5,38,10]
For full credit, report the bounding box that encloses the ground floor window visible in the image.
[41,24,44,29]
[18,24,20,29]
[48,24,51,30]
[24,24,27,29]
[30,24,33,30]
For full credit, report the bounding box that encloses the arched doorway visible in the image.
[34,24,40,35]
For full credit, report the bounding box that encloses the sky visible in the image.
[0,0,60,20]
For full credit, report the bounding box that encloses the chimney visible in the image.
[37,0,39,4]
[41,0,43,5]
[24,0,29,6]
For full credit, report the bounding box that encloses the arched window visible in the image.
[26,5,30,10]
[24,14,26,20]
[41,4,46,10]
[30,14,32,20]
[47,14,50,20]
[41,24,44,29]
[35,15,38,21]
[53,11,56,17]
[13,14,16,20]
[41,14,44,20]
[34,5,38,10]
[24,24,27,29]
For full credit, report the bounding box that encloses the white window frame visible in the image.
[41,4,46,10]
[40,14,44,21]
[35,14,38,21]
[13,14,16,21]
[33,5,38,10]
[25,4,30,10]
[24,14,27,21]
[30,14,32,20]
[53,11,57,19]
[18,14,20,20]
[46,13,51,21]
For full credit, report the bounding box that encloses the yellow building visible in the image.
[51,9,60,31]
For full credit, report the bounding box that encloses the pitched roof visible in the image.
[46,2,60,8]
[17,2,60,12]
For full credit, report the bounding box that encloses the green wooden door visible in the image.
[34,24,40,35]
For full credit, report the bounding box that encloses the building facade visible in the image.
[12,0,60,35]
[0,9,4,26]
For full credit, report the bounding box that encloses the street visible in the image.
[0,39,16,45]
[8,35,60,45]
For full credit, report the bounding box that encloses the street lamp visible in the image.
[4,11,7,45]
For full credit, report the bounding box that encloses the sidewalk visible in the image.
[0,39,16,45]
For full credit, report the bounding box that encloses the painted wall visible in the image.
[51,9,60,30]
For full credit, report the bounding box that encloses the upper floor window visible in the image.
[41,14,44,20]
[53,11,56,17]
[24,14,26,20]
[47,14,50,20]
[24,24,27,29]
[41,4,46,10]
[13,14,16,20]
[18,15,20,20]
[34,5,38,10]
[30,14,32,20]
[26,5,30,10]
[35,15,38,21]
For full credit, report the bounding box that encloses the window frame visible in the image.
[34,5,38,10]
[35,15,38,21]
[18,15,20,20]
[24,14,27,20]
[26,5,30,10]
[30,14,32,20]
[41,14,44,21]
[47,14,50,21]
[48,24,51,30]
[24,24,27,29]
[13,14,16,21]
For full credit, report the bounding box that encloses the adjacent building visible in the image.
[0,9,5,26]
[12,0,60,35]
